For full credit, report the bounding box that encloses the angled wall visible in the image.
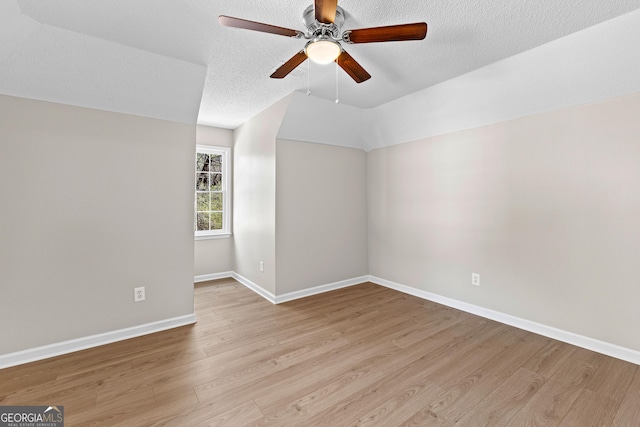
[0,0,207,125]
[363,8,640,151]
[277,92,366,150]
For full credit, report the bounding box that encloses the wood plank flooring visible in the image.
[1,279,639,426]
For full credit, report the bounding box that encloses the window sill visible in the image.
[195,233,232,241]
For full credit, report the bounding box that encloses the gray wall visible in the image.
[232,96,292,295]
[0,95,196,355]
[368,92,640,352]
[276,139,368,294]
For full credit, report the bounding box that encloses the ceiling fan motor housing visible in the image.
[302,5,345,40]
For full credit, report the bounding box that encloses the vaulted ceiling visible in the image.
[1,0,638,128]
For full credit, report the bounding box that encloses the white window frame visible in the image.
[195,145,231,240]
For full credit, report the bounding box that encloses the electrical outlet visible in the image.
[134,286,145,302]
[472,273,480,286]
[259,261,264,272]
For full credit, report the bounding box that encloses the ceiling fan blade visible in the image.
[336,50,371,83]
[345,22,427,44]
[315,0,338,24]
[270,50,308,79]
[219,15,301,38]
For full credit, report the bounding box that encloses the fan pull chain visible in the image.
[307,60,311,96]
[335,59,339,104]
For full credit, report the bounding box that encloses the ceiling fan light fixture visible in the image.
[305,39,341,64]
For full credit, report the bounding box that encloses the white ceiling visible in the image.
[1,0,639,128]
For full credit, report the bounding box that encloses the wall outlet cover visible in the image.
[134,286,146,302]
[472,273,480,286]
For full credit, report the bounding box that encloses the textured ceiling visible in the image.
[1,0,639,128]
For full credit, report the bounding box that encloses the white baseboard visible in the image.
[231,272,277,304]
[229,272,368,305]
[368,275,640,366]
[274,275,369,304]
[194,271,234,283]
[0,314,196,370]
[13,273,636,369]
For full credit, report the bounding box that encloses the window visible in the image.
[195,145,230,239]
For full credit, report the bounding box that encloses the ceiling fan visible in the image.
[219,0,427,83]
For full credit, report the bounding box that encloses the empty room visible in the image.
[1,0,640,425]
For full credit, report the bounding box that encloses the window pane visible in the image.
[210,173,222,191]
[196,153,209,172]
[211,193,223,211]
[196,193,210,211]
[196,173,208,191]
[195,147,228,235]
[210,155,222,172]
[196,212,210,231]
[211,212,223,230]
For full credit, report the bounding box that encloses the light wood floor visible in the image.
[1,280,639,426]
